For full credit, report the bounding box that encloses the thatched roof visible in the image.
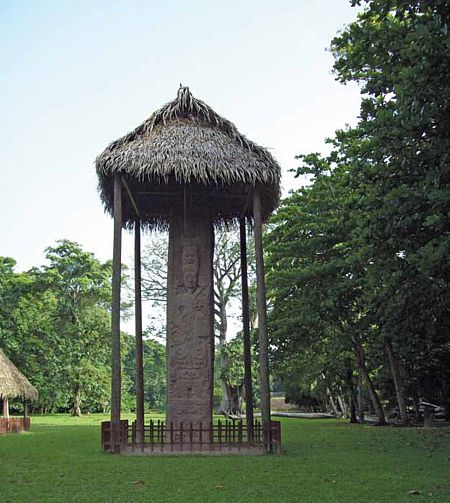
[96,87,281,228]
[0,349,38,401]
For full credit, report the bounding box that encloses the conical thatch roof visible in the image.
[0,349,38,401]
[96,87,281,228]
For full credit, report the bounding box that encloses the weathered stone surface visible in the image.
[166,208,214,433]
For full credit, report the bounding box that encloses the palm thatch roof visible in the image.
[0,349,38,401]
[96,86,281,228]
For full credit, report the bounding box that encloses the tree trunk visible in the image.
[346,369,358,424]
[337,394,348,416]
[218,300,231,414]
[326,388,340,417]
[225,383,243,415]
[413,390,421,424]
[349,397,357,423]
[73,384,81,417]
[357,372,365,423]
[386,341,409,426]
[354,339,386,425]
[423,407,436,427]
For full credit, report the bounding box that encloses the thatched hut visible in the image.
[0,349,37,433]
[96,86,281,454]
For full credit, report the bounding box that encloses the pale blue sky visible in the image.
[1,0,362,274]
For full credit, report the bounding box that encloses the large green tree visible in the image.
[266,0,449,423]
[331,0,450,416]
[42,240,113,415]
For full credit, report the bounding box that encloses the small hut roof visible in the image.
[96,87,281,228]
[0,349,38,401]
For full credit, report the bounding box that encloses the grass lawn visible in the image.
[1,414,449,502]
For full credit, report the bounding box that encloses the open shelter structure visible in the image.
[96,87,281,454]
[0,348,38,434]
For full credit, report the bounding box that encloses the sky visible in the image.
[1,0,362,331]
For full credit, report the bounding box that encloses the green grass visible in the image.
[1,414,449,502]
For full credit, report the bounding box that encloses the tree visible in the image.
[331,0,450,419]
[141,235,168,339]
[265,159,386,424]
[0,258,64,413]
[42,240,113,416]
[123,336,166,411]
[265,0,449,424]
[214,231,244,414]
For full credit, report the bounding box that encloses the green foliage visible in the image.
[1,240,159,415]
[219,336,245,389]
[0,241,118,414]
[266,0,450,416]
[41,241,113,415]
[123,336,166,411]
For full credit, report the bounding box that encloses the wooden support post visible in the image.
[110,173,122,453]
[3,397,9,418]
[240,218,254,443]
[253,187,272,453]
[23,400,28,419]
[134,218,145,448]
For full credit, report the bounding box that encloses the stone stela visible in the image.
[166,208,214,435]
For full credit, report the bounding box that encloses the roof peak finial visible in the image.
[177,84,191,99]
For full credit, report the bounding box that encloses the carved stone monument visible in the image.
[166,207,214,433]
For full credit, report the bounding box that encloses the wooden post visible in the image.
[134,218,145,448]
[253,187,271,453]
[23,399,28,419]
[3,397,9,418]
[110,173,122,453]
[240,218,254,443]
[150,419,154,452]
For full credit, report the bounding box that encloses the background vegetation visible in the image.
[265,0,449,424]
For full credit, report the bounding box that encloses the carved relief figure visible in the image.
[181,243,199,290]
[167,216,214,435]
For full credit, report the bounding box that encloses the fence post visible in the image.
[180,422,184,452]
[209,421,213,451]
[238,421,243,452]
[150,420,154,453]
[131,421,136,452]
